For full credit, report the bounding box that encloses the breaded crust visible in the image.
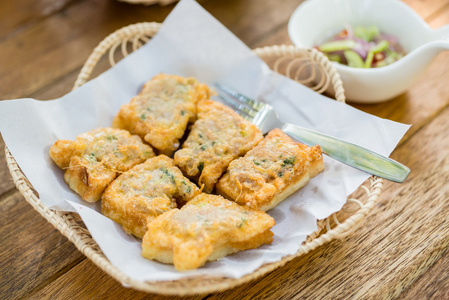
[216,129,324,211]
[174,100,263,193]
[112,74,211,156]
[101,155,201,238]
[141,193,275,271]
[49,127,154,202]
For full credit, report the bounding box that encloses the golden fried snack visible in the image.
[141,193,275,271]
[174,100,263,193]
[112,74,211,156]
[101,155,201,238]
[216,129,324,211]
[49,127,154,202]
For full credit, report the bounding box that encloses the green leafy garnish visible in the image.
[316,25,405,69]
[162,168,176,184]
[281,157,296,167]
[344,50,365,68]
[364,52,374,68]
[372,40,389,53]
[238,217,247,228]
[105,135,117,141]
[85,152,97,163]
[365,40,389,68]
[198,162,204,172]
[328,54,342,63]
[319,40,356,52]
[181,180,192,193]
[176,85,188,94]
[354,25,380,42]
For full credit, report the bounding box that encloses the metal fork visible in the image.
[215,83,410,183]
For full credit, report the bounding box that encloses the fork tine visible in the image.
[215,83,265,112]
[216,95,254,121]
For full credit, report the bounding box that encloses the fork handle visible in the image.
[282,123,410,182]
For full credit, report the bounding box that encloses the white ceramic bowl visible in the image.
[288,0,449,103]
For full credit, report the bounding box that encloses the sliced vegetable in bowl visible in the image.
[315,25,407,68]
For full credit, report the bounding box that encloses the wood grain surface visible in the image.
[1,0,449,299]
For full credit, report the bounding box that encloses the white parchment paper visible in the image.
[0,0,410,282]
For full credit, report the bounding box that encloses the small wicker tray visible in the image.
[5,22,383,296]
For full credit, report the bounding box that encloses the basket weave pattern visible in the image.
[5,22,383,296]
[117,0,178,5]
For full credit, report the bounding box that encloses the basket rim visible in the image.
[5,22,383,296]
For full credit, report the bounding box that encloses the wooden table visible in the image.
[1,0,449,299]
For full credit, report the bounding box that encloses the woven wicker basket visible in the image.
[117,0,178,5]
[5,22,383,296]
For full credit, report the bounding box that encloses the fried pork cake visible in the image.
[174,99,263,193]
[141,193,275,271]
[216,129,324,211]
[101,155,200,238]
[49,127,154,202]
[112,74,211,156]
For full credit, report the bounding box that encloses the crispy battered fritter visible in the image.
[101,155,201,238]
[112,74,211,156]
[216,129,324,211]
[174,100,263,193]
[49,127,154,202]
[141,193,275,271]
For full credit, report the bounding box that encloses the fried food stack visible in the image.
[49,73,324,271]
